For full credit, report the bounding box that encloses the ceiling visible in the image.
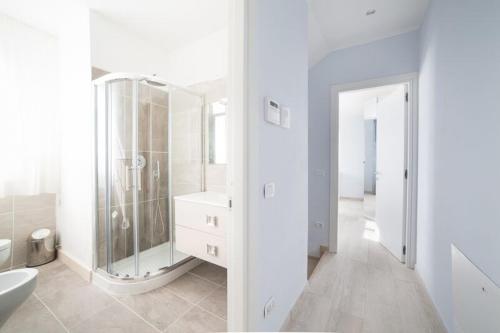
[0,0,228,54]
[308,0,430,66]
[2,0,428,66]
[87,0,228,53]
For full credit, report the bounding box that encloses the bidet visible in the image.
[0,268,38,327]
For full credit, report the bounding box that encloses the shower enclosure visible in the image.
[93,73,204,280]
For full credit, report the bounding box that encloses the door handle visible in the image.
[206,216,218,227]
[206,244,218,257]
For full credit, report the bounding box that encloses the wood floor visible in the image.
[283,198,447,333]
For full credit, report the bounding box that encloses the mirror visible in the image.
[208,98,227,164]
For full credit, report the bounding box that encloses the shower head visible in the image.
[144,79,166,87]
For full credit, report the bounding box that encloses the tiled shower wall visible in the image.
[0,193,56,271]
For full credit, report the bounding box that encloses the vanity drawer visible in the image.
[175,226,226,268]
[174,200,227,237]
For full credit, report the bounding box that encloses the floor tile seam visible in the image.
[187,271,226,288]
[193,303,227,322]
[109,294,163,333]
[161,302,197,332]
[33,292,70,333]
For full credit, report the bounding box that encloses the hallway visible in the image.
[283,199,446,332]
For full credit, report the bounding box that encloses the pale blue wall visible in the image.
[247,0,309,330]
[418,0,500,331]
[308,31,420,256]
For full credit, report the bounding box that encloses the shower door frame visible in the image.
[92,72,204,280]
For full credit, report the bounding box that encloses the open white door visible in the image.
[375,85,407,261]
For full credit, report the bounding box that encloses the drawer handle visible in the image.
[206,215,218,227]
[206,244,218,257]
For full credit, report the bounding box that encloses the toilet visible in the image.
[0,239,38,327]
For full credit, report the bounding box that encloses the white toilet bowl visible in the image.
[0,239,38,327]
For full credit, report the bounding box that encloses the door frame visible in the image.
[226,0,248,331]
[329,73,419,268]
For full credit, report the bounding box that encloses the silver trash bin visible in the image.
[27,228,56,267]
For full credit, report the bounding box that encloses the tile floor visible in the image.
[283,198,447,332]
[1,261,227,333]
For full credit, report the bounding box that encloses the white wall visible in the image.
[90,12,227,87]
[418,0,500,331]
[246,0,308,330]
[57,2,93,268]
[338,94,365,199]
[308,31,419,257]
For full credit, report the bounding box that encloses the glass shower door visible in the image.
[107,79,138,277]
[136,81,172,275]
[97,78,175,278]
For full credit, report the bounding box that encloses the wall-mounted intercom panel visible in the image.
[265,97,291,129]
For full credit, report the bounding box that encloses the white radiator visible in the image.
[452,244,500,333]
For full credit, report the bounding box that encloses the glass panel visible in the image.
[96,83,108,271]
[137,82,172,275]
[109,79,136,276]
[170,88,204,265]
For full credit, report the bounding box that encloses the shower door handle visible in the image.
[125,165,131,191]
[137,168,142,191]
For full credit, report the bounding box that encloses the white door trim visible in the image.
[329,72,419,268]
[227,0,249,331]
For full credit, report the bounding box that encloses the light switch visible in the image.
[280,106,291,128]
[264,182,275,198]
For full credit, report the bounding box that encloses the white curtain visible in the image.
[0,14,59,197]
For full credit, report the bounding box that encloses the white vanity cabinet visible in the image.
[174,192,229,268]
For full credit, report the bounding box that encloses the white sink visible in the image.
[0,268,38,327]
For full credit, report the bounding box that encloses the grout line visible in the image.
[92,281,163,333]
[110,295,163,333]
[33,292,70,333]
[163,303,196,331]
[194,304,227,322]
[187,271,226,288]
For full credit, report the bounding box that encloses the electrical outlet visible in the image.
[314,221,324,229]
[264,297,275,318]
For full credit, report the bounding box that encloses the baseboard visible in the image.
[339,196,364,201]
[319,245,329,256]
[58,249,92,282]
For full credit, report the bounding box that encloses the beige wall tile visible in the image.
[205,165,227,193]
[0,196,13,214]
[14,193,56,212]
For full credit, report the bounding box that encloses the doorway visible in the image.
[329,73,418,268]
